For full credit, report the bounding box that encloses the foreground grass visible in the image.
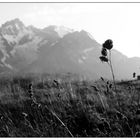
[0,74,139,137]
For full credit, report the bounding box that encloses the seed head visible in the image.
[101,47,107,56]
[133,72,136,78]
[103,39,113,50]
[99,56,108,62]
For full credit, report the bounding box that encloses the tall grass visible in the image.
[0,74,139,137]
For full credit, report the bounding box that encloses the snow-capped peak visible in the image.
[0,18,24,35]
[43,25,74,38]
[54,26,74,38]
[0,18,34,46]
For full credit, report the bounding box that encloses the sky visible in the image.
[0,3,140,58]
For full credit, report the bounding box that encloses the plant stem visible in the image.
[50,110,74,137]
[108,50,117,93]
[45,105,74,137]
[97,91,106,110]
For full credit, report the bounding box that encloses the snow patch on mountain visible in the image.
[2,28,33,45]
[54,26,74,38]
[86,32,95,40]
[0,48,13,69]
[0,19,34,46]
[15,23,21,30]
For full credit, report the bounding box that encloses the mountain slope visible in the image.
[0,18,139,80]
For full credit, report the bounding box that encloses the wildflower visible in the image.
[28,83,33,98]
[99,56,108,62]
[28,83,39,107]
[101,47,107,56]
[102,39,113,50]
[100,39,117,93]
[133,72,136,78]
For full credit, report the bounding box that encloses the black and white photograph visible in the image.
[0,2,139,137]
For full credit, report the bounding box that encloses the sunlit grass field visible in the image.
[0,73,139,137]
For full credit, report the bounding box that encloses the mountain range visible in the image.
[0,18,139,80]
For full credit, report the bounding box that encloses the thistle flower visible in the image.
[99,56,108,62]
[101,48,107,56]
[103,39,113,50]
[133,72,136,78]
[100,39,117,93]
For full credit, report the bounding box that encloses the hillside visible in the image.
[0,18,139,80]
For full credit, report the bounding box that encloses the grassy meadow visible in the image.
[0,73,139,137]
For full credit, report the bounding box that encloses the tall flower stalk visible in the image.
[99,39,117,92]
